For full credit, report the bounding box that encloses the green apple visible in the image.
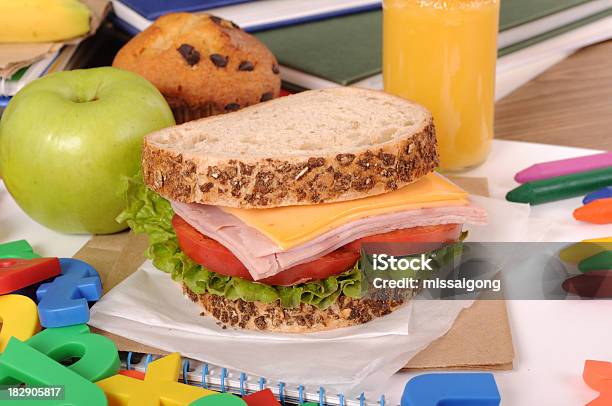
[0,67,175,234]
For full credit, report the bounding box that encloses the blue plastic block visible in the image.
[36,258,102,328]
[401,373,501,406]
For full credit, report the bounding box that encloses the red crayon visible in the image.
[563,271,612,298]
[574,198,612,224]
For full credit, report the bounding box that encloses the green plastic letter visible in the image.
[26,324,120,382]
[0,337,107,405]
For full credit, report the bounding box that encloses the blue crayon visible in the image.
[583,187,612,205]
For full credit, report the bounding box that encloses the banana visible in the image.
[0,0,91,43]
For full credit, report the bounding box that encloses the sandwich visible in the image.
[119,87,487,332]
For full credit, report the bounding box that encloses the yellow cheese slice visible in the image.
[221,173,469,249]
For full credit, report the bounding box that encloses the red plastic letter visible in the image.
[0,257,61,294]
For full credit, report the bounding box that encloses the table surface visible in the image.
[384,40,612,406]
[2,39,611,406]
[496,40,612,151]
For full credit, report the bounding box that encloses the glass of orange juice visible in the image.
[383,0,499,172]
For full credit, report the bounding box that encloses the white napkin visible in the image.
[89,195,550,394]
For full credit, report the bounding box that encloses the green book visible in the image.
[257,12,381,87]
[501,0,596,30]
[255,0,611,87]
[9,67,28,82]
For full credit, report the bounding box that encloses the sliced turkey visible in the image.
[172,201,487,281]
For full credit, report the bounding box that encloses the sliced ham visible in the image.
[171,202,487,281]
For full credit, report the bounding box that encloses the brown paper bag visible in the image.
[80,176,514,371]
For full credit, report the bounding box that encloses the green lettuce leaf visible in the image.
[117,174,363,309]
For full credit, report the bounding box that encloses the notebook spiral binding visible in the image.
[123,352,386,406]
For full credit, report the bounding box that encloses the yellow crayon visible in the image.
[559,237,612,264]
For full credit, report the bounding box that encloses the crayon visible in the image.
[583,360,612,396]
[573,198,612,224]
[514,152,612,183]
[562,271,612,298]
[506,166,612,205]
[578,251,612,273]
[583,360,612,405]
[583,186,612,204]
[559,237,612,264]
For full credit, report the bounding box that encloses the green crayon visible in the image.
[506,166,612,205]
[579,250,612,273]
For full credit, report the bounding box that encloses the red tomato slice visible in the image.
[172,215,461,286]
[173,215,359,286]
[343,223,463,252]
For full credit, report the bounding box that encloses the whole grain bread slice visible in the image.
[143,87,438,208]
[182,284,410,333]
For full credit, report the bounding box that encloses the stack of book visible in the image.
[0,46,77,108]
[251,0,612,99]
[111,0,382,34]
[110,0,612,99]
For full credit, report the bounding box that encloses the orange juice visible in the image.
[383,0,499,171]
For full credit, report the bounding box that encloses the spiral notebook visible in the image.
[119,351,385,406]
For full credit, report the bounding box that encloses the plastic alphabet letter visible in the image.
[0,337,107,405]
[0,240,40,259]
[583,360,612,405]
[0,295,41,352]
[36,258,102,327]
[119,370,146,380]
[242,389,281,406]
[0,257,61,295]
[190,393,247,405]
[96,352,216,405]
[401,373,501,406]
[26,324,120,382]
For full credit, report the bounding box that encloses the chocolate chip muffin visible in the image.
[112,13,281,123]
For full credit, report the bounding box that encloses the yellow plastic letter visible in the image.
[97,352,216,405]
[0,294,40,352]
